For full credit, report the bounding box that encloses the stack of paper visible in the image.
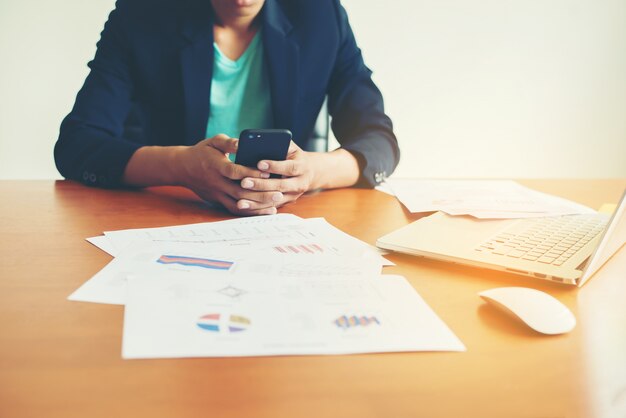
[384,179,595,219]
[73,214,465,358]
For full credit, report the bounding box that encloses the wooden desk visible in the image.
[1,180,625,418]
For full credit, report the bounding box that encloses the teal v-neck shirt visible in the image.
[205,31,274,158]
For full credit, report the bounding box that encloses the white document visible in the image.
[385,179,595,219]
[102,213,302,257]
[101,215,391,265]
[122,274,466,359]
[68,241,383,305]
[86,236,117,257]
[293,218,393,265]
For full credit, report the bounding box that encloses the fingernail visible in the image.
[258,161,269,170]
[261,172,270,179]
[242,179,253,188]
[239,201,250,209]
[272,192,283,202]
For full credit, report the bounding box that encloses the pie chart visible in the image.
[196,313,251,333]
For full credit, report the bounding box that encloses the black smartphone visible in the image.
[235,129,292,178]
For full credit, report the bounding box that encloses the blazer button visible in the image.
[89,173,97,183]
[82,171,89,181]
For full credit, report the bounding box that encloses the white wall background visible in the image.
[1,0,625,180]
[0,1,116,179]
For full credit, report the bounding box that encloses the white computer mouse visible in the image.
[478,287,576,335]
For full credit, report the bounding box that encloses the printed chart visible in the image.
[196,313,251,333]
[157,255,234,270]
[217,285,247,299]
[273,244,325,254]
[334,315,381,330]
[122,275,466,358]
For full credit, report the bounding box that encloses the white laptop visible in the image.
[377,190,626,286]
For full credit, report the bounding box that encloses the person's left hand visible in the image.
[238,141,316,208]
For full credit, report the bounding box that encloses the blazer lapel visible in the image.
[179,4,214,145]
[262,0,299,133]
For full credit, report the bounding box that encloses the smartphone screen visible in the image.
[235,129,292,178]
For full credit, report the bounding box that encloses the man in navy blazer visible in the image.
[55,0,400,215]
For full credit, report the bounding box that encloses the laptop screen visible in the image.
[579,190,626,287]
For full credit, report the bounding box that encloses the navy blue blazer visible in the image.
[54,0,400,188]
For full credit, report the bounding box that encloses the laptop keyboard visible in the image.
[475,214,607,266]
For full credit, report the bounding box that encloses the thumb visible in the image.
[286,140,302,158]
[204,134,239,154]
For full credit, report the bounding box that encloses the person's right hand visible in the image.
[174,134,284,216]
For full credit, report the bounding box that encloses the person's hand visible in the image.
[175,134,284,215]
[239,141,317,207]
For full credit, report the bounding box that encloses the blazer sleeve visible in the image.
[326,0,400,188]
[54,0,142,188]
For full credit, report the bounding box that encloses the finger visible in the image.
[257,140,302,171]
[206,134,239,154]
[216,193,278,216]
[286,140,301,156]
[241,176,307,194]
[236,197,281,211]
[258,159,304,177]
[270,192,300,209]
[193,187,278,216]
[231,189,283,206]
[221,179,283,204]
[219,161,270,180]
[233,190,283,205]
